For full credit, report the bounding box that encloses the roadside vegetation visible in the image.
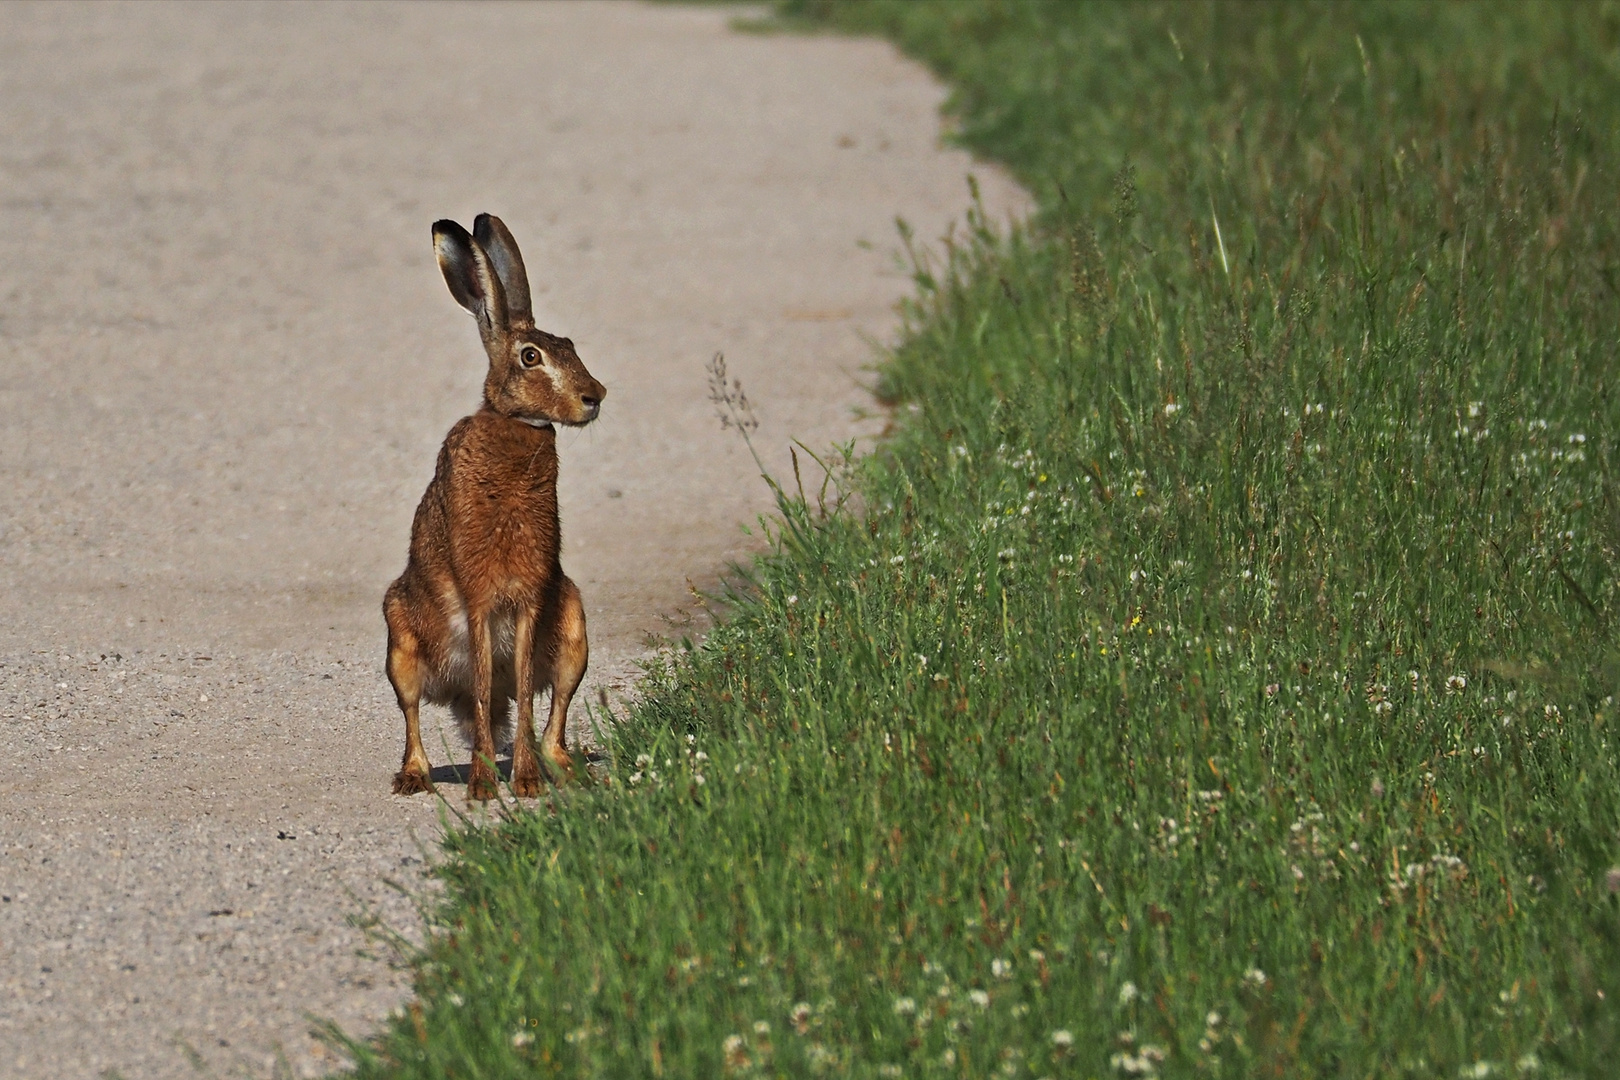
[338,3,1620,1076]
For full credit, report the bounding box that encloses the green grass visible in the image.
[335,3,1620,1076]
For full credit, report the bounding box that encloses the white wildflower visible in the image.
[1110,1050,1160,1075]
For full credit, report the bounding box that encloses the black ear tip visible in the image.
[473,213,503,244]
[433,218,471,244]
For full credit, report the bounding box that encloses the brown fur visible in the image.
[384,214,605,800]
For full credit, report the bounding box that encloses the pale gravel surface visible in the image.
[0,3,1029,1077]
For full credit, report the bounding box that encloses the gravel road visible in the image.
[0,3,1027,1076]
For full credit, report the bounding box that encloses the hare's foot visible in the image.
[543,745,577,785]
[510,741,544,798]
[466,759,499,802]
[392,767,434,795]
[510,761,543,799]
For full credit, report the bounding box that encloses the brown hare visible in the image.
[384,214,605,800]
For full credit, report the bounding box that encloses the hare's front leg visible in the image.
[509,605,543,798]
[538,576,588,782]
[465,606,501,802]
[386,615,434,795]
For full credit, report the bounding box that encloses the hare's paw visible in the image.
[510,766,542,799]
[466,762,500,802]
[543,747,577,785]
[392,768,434,796]
[510,741,544,797]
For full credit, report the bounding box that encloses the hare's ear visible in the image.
[433,219,507,333]
[473,213,533,324]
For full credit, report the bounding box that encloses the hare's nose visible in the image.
[580,393,600,409]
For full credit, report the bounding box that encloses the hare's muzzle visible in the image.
[579,380,605,423]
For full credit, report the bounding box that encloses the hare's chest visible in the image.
[450,473,559,577]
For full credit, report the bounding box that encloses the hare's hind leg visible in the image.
[385,597,434,795]
[535,576,588,783]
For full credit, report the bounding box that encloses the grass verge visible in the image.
[337,3,1620,1076]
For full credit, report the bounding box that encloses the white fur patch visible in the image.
[438,588,521,690]
[442,588,471,684]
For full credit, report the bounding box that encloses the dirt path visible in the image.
[0,3,1027,1076]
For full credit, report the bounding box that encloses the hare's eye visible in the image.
[520,346,542,368]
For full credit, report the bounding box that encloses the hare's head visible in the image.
[433,214,605,426]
